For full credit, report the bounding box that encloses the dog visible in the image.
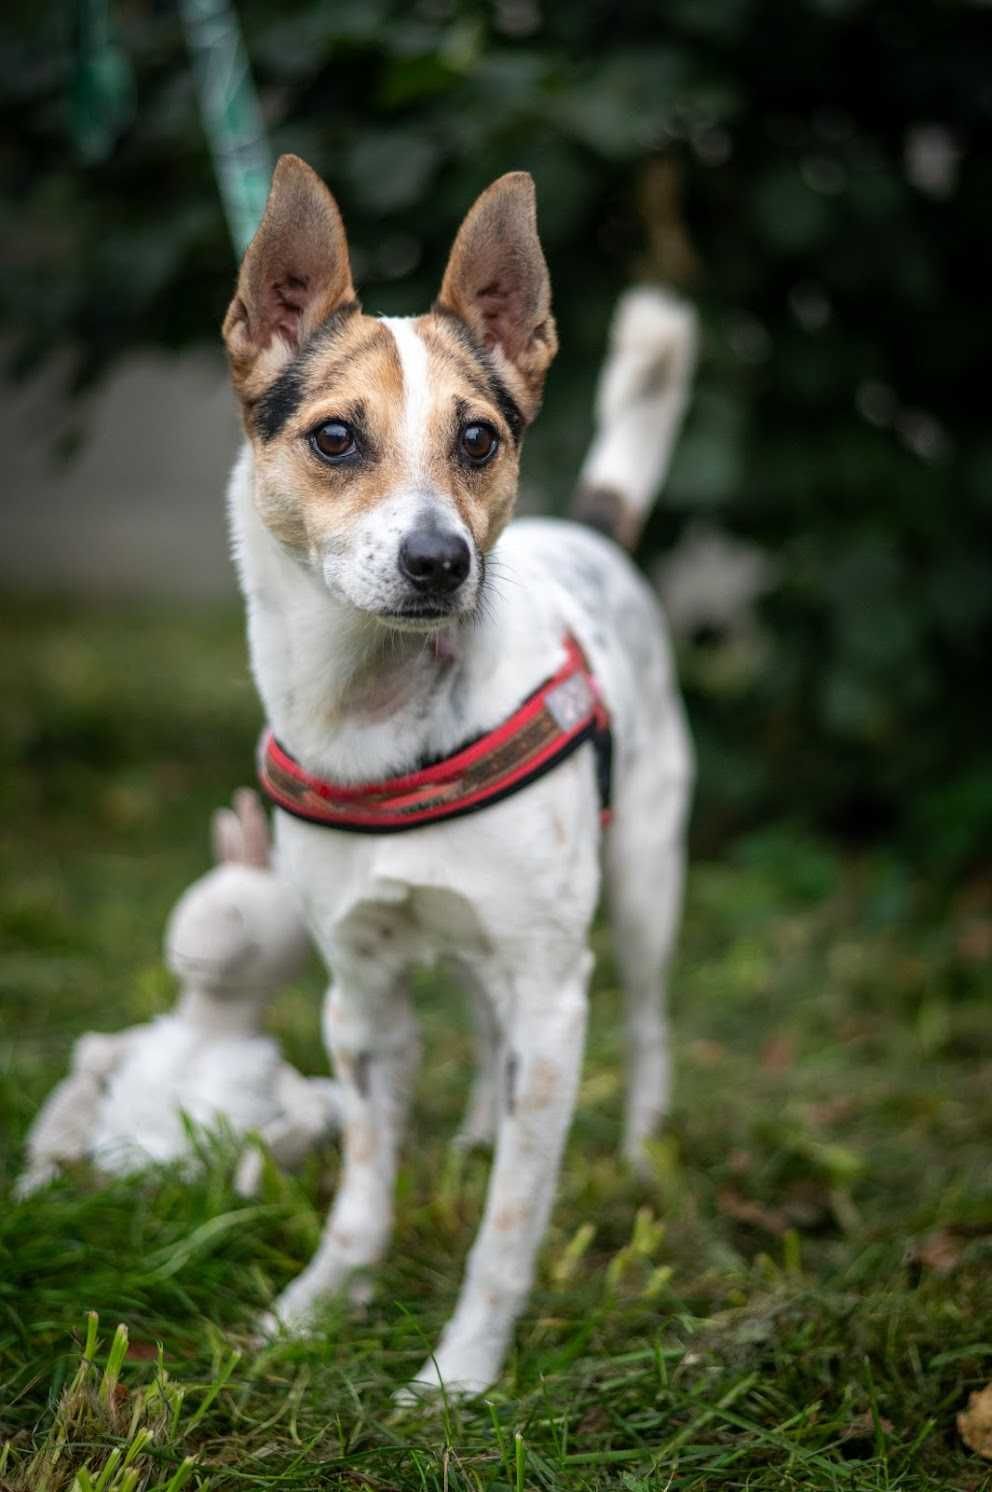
[222,155,696,1395]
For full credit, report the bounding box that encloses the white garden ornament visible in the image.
[17,790,341,1196]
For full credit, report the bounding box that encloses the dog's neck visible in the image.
[306,594,464,727]
[229,448,559,785]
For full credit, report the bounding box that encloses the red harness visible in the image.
[257,634,613,834]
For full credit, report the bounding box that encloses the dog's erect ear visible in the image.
[223,154,355,395]
[437,172,557,418]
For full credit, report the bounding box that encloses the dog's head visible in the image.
[223,155,557,630]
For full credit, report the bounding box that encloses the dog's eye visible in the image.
[460,422,499,465]
[310,421,356,462]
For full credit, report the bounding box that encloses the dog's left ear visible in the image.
[437,172,557,419]
[223,154,356,397]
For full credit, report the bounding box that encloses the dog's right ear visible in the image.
[223,154,356,398]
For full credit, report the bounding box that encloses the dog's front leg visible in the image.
[265,963,419,1334]
[407,947,592,1397]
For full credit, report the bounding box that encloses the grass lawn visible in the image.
[1,599,991,1491]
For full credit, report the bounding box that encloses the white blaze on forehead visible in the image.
[379,316,432,479]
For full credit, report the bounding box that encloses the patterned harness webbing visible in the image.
[257,634,613,834]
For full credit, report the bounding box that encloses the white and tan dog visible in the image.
[223,155,696,1395]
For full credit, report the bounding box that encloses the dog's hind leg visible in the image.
[606,714,692,1172]
[453,970,502,1151]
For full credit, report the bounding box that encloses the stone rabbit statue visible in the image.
[17,790,341,1196]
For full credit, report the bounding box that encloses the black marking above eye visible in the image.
[459,422,499,465]
[253,300,360,442]
[310,420,357,462]
[432,307,525,443]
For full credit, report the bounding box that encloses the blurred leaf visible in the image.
[346,127,439,212]
[751,167,831,254]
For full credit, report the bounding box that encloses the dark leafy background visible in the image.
[2,0,990,870]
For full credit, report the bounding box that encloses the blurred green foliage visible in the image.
[1,0,990,868]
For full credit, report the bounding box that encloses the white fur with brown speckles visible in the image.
[228,290,694,1398]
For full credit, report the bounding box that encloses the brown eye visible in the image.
[460,422,499,465]
[310,421,356,462]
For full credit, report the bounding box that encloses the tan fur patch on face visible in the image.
[246,309,525,561]
[246,312,403,553]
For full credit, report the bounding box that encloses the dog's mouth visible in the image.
[375,604,460,633]
[374,552,486,633]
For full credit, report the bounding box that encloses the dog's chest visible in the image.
[274,737,604,975]
[276,831,516,966]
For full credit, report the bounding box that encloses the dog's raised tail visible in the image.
[572,287,698,550]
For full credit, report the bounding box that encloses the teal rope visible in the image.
[71,0,135,163]
[178,0,272,256]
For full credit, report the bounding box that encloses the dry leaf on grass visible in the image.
[805,1096,858,1127]
[126,1339,160,1361]
[688,1038,727,1067]
[958,1383,992,1459]
[841,1410,894,1442]
[910,1228,964,1277]
[957,917,992,963]
[717,1182,833,1236]
[954,877,992,964]
[759,1033,796,1071]
[717,1187,790,1235]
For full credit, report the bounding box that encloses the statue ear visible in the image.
[211,808,242,865]
[223,154,356,397]
[211,791,270,867]
[232,788,271,868]
[436,172,557,419]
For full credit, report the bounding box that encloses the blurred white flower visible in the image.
[728,314,771,364]
[856,380,897,427]
[904,125,961,199]
[896,409,950,461]
[801,155,847,195]
[654,522,777,643]
[789,282,832,331]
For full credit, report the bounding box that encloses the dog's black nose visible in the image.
[398,529,471,594]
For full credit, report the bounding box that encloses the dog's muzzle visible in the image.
[398,528,471,598]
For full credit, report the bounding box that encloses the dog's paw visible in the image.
[395,1347,498,1404]
[246,1309,282,1348]
[256,1254,373,1344]
[13,1165,53,1200]
[259,1276,325,1339]
[621,1131,670,1183]
[347,1273,375,1308]
[233,1147,264,1198]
